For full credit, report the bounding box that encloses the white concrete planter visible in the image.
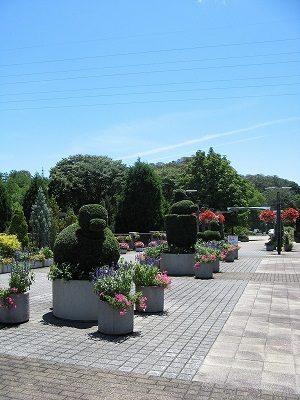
[0,292,30,324]
[194,263,213,279]
[135,247,144,252]
[211,259,220,273]
[52,279,99,321]
[120,249,127,254]
[224,251,235,262]
[43,258,54,267]
[2,264,12,274]
[97,299,134,335]
[160,253,195,276]
[136,286,164,313]
[233,249,239,259]
[32,261,43,269]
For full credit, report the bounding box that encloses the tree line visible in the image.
[1,147,299,245]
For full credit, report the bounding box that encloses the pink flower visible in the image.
[194,262,201,269]
[139,296,147,312]
[115,293,127,302]
[156,272,172,287]
[10,287,18,293]
[119,309,126,316]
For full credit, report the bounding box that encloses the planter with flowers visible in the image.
[119,242,129,254]
[133,258,171,313]
[41,247,54,267]
[0,263,34,324]
[30,253,46,269]
[94,265,146,335]
[0,257,15,274]
[222,243,236,262]
[265,235,276,251]
[134,241,145,252]
[194,244,220,279]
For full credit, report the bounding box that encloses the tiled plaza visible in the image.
[1,237,300,399]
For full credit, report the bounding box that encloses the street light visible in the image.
[265,186,292,255]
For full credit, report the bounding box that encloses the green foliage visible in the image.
[0,234,21,257]
[48,263,79,281]
[48,154,126,229]
[53,204,120,279]
[203,230,221,241]
[8,209,29,247]
[9,263,34,293]
[173,189,187,202]
[30,188,52,248]
[64,208,78,227]
[209,220,224,239]
[0,180,11,232]
[78,204,107,231]
[133,263,160,287]
[116,160,164,232]
[165,214,197,248]
[23,174,48,224]
[171,199,198,215]
[5,170,32,209]
[143,244,167,260]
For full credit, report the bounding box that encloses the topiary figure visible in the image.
[165,197,198,249]
[53,204,120,279]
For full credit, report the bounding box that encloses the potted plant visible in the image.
[194,244,218,279]
[0,263,34,324]
[94,265,146,335]
[223,243,236,262]
[133,259,171,313]
[134,241,145,252]
[0,257,15,274]
[265,235,276,251]
[161,191,198,276]
[50,204,120,321]
[119,242,129,254]
[283,232,293,252]
[30,252,45,268]
[41,247,54,267]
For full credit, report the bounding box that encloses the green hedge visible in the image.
[165,214,197,248]
[197,230,221,242]
[171,200,198,215]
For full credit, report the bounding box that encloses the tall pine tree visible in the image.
[30,188,52,248]
[8,208,29,247]
[0,180,11,232]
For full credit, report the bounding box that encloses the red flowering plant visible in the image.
[281,208,299,224]
[259,210,276,223]
[199,210,217,224]
[216,213,225,224]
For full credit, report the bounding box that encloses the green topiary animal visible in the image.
[53,204,120,279]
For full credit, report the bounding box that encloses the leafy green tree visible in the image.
[23,174,48,223]
[0,180,11,232]
[30,188,52,248]
[48,154,126,228]
[8,208,29,247]
[116,160,164,232]
[5,170,32,209]
[184,148,263,210]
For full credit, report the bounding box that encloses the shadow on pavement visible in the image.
[41,311,96,329]
[88,330,142,343]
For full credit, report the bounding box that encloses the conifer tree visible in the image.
[8,208,29,247]
[30,188,52,248]
[0,180,11,232]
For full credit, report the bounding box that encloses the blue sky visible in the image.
[0,0,299,183]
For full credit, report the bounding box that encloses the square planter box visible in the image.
[97,299,134,335]
[136,286,164,313]
[43,258,54,267]
[160,253,195,276]
[194,263,213,279]
[0,292,30,324]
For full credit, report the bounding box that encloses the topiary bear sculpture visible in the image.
[53,204,120,279]
[165,193,198,249]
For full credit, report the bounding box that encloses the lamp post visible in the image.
[265,187,292,255]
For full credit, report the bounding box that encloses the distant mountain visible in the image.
[243,174,300,194]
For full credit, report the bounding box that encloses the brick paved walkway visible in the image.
[0,238,299,399]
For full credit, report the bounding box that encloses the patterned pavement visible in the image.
[0,237,300,399]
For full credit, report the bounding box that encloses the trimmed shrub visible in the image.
[53,204,119,279]
[210,220,225,239]
[173,189,187,202]
[201,230,221,242]
[171,200,198,215]
[165,214,197,248]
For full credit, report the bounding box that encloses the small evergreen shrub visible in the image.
[203,230,221,241]
[0,234,21,257]
[165,214,197,248]
[8,209,29,247]
[171,200,198,215]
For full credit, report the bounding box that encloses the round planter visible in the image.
[32,261,43,269]
[194,263,213,279]
[160,253,195,276]
[43,258,54,267]
[97,299,134,335]
[52,279,99,321]
[233,249,239,260]
[135,247,144,252]
[136,286,164,313]
[224,251,235,262]
[211,259,220,273]
[120,249,127,254]
[0,292,29,324]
